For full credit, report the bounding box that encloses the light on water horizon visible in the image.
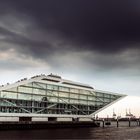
[97,96,140,118]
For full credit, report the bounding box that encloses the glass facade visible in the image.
[0,81,122,115]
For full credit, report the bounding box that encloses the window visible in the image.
[18,93,32,100]
[111,95,117,99]
[51,91,58,96]
[33,88,46,95]
[47,84,58,90]
[32,95,42,101]
[88,96,95,101]
[59,86,69,92]
[24,83,33,87]
[18,87,32,94]
[6,92,17,99]
[104,94,110,98]
[52,85,58,90]
[70,88,79,93]
[49,97,58,102]
[46,91,53,97]
[79,95,87,100]
[88,101,95,105]
[59,92,69,98]
[58,98,69,103]
[1,91,7,98]
[7,87,17,92]
[104,98,111,102]
[96,92,104,97]
[1,91,18,99]
[70,93,79,99]
[80,100,87,104]
[96,101,103,106]
[81,90,90,95]
[69,99,79,104]
[33,82,46,89]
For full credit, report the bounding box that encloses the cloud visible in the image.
[0,0,140,55]
[1,0,140,53]
[0,0,140,56]
[0,0,139,95]
[0,48,50,71]
[49,49,140,74]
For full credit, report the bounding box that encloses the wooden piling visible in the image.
[129,118,131,127]
[117,119,119,127]
[103,119,104,128]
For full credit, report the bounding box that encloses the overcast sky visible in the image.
[0,0,140,96]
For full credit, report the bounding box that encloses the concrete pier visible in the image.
[0,121,99,130]
[95,118,140,127]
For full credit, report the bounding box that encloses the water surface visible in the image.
[0,126,140,139]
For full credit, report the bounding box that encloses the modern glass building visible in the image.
[0,74,125,119]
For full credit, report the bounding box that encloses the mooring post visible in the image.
[129,118,131,127]
[136,119,139,126]
[103,119,104,128]
[139,117,140,126]
[117,118,119,127]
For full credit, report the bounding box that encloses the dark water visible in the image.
[0,127,140,140]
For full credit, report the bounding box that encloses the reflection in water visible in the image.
[0,127,140,139]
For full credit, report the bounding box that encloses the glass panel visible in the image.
[69,99,79,104]
[18,87,32,94]
[81,90,90,95]
[104,94,110,98]
[33,88,46,95]
[52,85,58,90]
[0,100,10,106]
[88,101,95,105]
[24,83,33,87]
[104,98,111,102]
[50,97,58,102]
[79,89,84,94]
[1,91,17,99]
[111,95,117,99]
[88,96,95,101]
[18,93,32,100]
[79,95,87,100]
[59,98,69,103]
[7,87,17,92]
[96,101,103,105]
[1,91,7,98]
[33,82,46,89]
[96,92,104,97]
[80,100,87,104]
[59,92,69,98]
[32,95,42,101]
[6,92,17,99]
[47,84,53,90]
[51,91,58,96]
[70,93,79,99]
[59,86,69,92]
[47,91,53,97]
[70,88,79,93]
[39,83,47,89]
[46,90,58,97]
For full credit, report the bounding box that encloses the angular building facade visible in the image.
[0,74,125,119]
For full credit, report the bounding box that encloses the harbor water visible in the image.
[0,126,140,139]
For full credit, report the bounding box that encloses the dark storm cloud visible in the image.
[0,25,51,57]
[0,0,140,96]
[0,0,140,73]
[1,0,140,54]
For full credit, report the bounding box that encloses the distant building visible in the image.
[0,74,126,120]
